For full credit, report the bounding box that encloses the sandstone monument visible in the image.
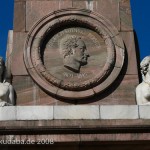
[1,0,150,149]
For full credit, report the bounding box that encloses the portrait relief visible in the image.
[24,9,125,99]
[59,35,90,73]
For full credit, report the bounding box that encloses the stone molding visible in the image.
[0,105,149,121]
[24,8,125,100]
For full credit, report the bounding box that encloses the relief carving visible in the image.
[24,8,125,99]
[59,35,90,73]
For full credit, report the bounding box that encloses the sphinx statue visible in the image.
[136,56,150,105]
[0,57,15,106]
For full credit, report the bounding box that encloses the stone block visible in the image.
[51,134,80,142]
[59,0,72,9]
[91,75,139,105]
[12,76,37,105]
[100,105,139,119]
[139,106,150,119]
[12,32,28,75]
[80,134,116,142]
[16,106,53,120]
[13,76,61,106]
[0,106,16,120]
[73,0,87,9]
[14,1,26,31]
[54,105,100,119]
[121,32,138,75]
[6,30,13,82]
[38,89,57,105]
[6,30,13,59]
[26,1,61,31]
[119,0,133,31]
[108,75,139,104]
[93,0,120,30]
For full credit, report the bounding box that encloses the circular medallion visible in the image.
[24,8,125,99]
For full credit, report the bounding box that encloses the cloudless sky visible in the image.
[0,0,149,61]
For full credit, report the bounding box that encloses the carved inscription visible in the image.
[63,72,88,78]
[43,27,109,90]
[48,28,101,49]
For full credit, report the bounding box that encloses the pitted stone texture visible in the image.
[54,105,100,119]
[26,0,72,31]
[24,8,124,100]
[17,106,53,120]
[121,32,138,75]
[93,0,120,30]
[73,0,90,10]
[120,0,133,31]
[6,30,13,82]
[2,105,150,121]
[100,105,139,119]
[6,30,13,58]
[0,107,16,120]
[139,106,150,119]
[12,76,38,105]
[26,1,59,31]
[14,1,25,31]
[12,32,28,75]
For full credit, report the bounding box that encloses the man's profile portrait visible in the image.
[59,35,89,73]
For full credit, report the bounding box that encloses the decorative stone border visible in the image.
[0,105,149,121]
[24,8,125,100]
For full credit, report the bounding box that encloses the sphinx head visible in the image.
[140,56,150,78]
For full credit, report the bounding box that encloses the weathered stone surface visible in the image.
[12,76,59,106]
[13,74,139,106]
[1,118,150,127]
[0,105,143,121]
[121,32,138,75]
[0,107,16,120]
[11,0,139,105]
[17,106,53,120]
[107,75,138,104]
[139,106,150,119]
[92,75,139,105]
[38,89,57,105]
[100,105,139,119]
[12,32,28,75]
[58,0,72,9]
[6,30,13,81]
[54,105,100,119]
[51,134,80,142]
[119,0,133,31]
[80,133,150,142]
[93,0,120,30]
[6,30,13,59]
[73,0,87,9]
[24,8,124,100]
[12,76,37,105]
[26,1,59,31]
[14,1,25,31]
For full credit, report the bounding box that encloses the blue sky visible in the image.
[0,0,149,61]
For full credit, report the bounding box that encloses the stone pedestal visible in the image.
[9,0,139,105]
[3,0,148,149]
